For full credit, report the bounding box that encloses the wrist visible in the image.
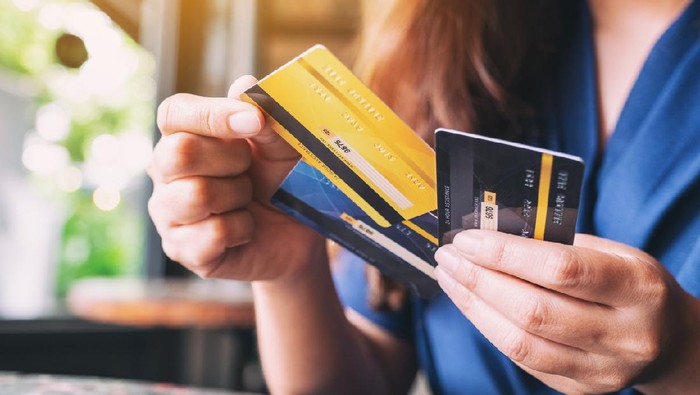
[253,234,330,292]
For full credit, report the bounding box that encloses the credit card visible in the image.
[436,129,584,245]
[272,160,441,298]
[242,45,436,227]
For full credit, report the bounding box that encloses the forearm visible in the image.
[252,247,389,394]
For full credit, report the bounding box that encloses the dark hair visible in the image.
[355,0,575,309]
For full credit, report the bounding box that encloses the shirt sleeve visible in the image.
[332,248,413,340]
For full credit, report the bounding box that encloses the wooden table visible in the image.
[67,278,254,328]
[65,278,260,391]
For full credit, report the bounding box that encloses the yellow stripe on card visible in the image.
[404,220,439,245]
[534,154,553,240]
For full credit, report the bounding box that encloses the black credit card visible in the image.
[436,129,584,245]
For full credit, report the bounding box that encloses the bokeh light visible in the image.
[56,166,83,192]
[22,140,70,176]
[90,134,119,162]
[92,185,121,211]
[11,0,38,12]
[14,0,155,200]
[2,0,156,298]
[36,102,71,142]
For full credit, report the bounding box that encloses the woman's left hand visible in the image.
[435,230,700,394]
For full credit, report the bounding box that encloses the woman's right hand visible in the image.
[147,75,326,282]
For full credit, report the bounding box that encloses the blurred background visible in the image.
[0,0,361,392]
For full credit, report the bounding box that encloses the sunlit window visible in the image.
[0,0,155,317]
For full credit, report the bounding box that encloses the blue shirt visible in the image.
[333,1,700,394]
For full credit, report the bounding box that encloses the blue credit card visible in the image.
[272,160,441,298]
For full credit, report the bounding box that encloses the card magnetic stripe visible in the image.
[246,85,404,225]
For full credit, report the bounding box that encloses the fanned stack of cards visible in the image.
[242,45,584,299]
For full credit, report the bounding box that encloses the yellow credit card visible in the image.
[242,44,436,227]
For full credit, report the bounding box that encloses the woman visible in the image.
[147,0,700,393]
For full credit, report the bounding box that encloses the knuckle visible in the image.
[187,223,229,277]
[518,298,549,332]
[187,257,218,279]
[147,195,159,220]
[631,334,662,363]
[503,330,532,363]
[147,194,171,234]
[455,259,480,290]
[145,158,157,180]
[192,253,226,280]
[193,258,222,280]
[603,372,630,391]
[193,269,213,279]
[186,246,218,278]
[551,249,585,289]
[161,239,182,264]
[148,140,168,177]
[187,255,213,274]
[454,286,475,312]
[206,215,230,249]
[641,266,669,303]
[170,132,199,157]
[181,178,212,211]
[164,133,199,175]
[446,279,474,312]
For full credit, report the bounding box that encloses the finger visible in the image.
[231,81,298,162]
[227,76,298,162]
[157,93,263,138]
[226,75,291,156]
[150,133,251,183]
[436,245,617,352]
[435,266,595,379]
[228,75,258,99]
[164,210,254,276]
[227,76,300,201]
[451,230,640,306]
[149,175,252,226]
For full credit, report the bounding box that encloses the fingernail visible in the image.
[453,230,481,258]
[435,245,460,275]
[228,112,261,136]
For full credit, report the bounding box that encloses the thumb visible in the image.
[228,75,300,201]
